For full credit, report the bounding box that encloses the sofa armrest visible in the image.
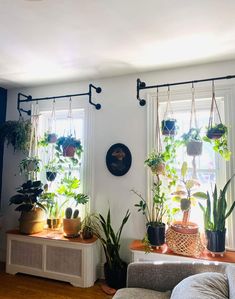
[127,261,227,292]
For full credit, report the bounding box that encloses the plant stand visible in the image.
[166,226,204,257]
[207,250,225,258]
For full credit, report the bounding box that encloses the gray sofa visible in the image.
[113,262,235,299]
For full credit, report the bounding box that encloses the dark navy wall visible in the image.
[0,87,7,206]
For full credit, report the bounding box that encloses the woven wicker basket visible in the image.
[166,226,204,257]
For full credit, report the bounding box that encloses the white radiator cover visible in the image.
[6,232,100,287]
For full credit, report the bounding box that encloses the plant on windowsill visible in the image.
[9,180,46,234]
[91,208,130,290]
[182,128,203,156]
[80,212,98,240]
[199,174,235,255]
[132,179,170,248]
[0,119,31,152]
[63,207,81,238]
[203,124,231,161]
[171,162,207,233]
[56,135,83,158]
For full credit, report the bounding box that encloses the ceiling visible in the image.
[1,0,235,88]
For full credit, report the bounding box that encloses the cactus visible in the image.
[73,209,79,219]
[65,207,72,219]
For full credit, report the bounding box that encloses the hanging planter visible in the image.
[161,86,177,136]
[203,81,231,161]
[46,171,57,182]
[56,136,83,158]
[161,119,177,136]
[182,128,203,157]
[144,151,165,175]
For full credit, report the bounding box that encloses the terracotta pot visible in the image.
[63,218,81,237]
[187,141,203,156]
[19,208,46,234]
[171,221,199,234]
[47,218,62,229]
[151,163,165,175]
[63,145,76,157]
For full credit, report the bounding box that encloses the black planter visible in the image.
[206,229,226,252]
[46,171,57,182]
[104,261,127,289]
[147,223,165,246]
[161,119,177,136]
[206,128,225,140]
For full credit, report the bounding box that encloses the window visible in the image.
[147,86,234,248]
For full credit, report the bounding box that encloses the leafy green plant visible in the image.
[19,156,40,175]
[9,180,45,212]
[172,162,207,226]
[199,175,235,231]
[0,119,31,152]
[44,158,63,173]
[38,132,57,147]
[92,209,130,269]
[57,175,89,206]
[132,181,170,225]
[203,124,231,160]
[145,151,165,168]
[182,128,202,144]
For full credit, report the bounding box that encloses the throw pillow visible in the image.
[171,272,228,299]
[114,288,171,299]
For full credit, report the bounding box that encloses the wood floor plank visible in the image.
[0,263,112,299]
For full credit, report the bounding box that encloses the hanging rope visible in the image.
[189,83,198,130]
[208,80,222,129]
[155,88,162,152]
[66,97,76,137]
[163,86,173,120]
[29,102,40,158]
[49,98,56,133]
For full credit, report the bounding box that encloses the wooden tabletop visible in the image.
[7,229,97,244]
[130,240,235,263]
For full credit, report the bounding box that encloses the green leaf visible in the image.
[181,162,188,178]
[192,192,207,199]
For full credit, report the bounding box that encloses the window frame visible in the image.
[146,84,235,249]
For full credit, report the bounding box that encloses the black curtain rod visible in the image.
[17,83,102,116]
[136,75,235,106]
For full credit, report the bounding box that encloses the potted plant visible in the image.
[56,136,83,158]
[63,207,81,237]
[133,180,169,247]
[9,180,46,234]
[203,125,231,161]
[81,212,98,239]
[0,119,31,152]
[144,151,165,175]
[38,132,58,146]
[171,162,207,233]
[161,118,177,136]
[206,123,227,140]
[19,156,40,177]
[91,209,130,289]
[199,175,235,254]
[182,128,203,156]
[44,159,63,182]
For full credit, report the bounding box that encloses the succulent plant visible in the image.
[65,207,79,219]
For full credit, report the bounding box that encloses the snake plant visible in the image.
[199,175,235,231]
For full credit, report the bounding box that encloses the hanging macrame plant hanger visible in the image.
[161,86,177,136]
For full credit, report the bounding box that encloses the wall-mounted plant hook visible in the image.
[17,83,102,116]
[136,78,146,106]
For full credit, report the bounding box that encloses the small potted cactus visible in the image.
[63,207,81,238]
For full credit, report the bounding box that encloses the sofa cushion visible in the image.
[114,288,171,299]
[170,272,228,299]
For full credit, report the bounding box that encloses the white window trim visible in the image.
[146,84,235,249]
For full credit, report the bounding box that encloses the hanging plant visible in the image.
[44,158,63,182]
[0,119,31,152]
[203,81,231,160]
[38,132,58,147]
[161,86,177,136]
[56,136,83,158]
[145,151,165,175]
[182,128,203,157]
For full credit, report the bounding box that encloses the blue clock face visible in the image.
[106,143,132,176]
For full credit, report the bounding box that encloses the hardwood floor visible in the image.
[0,263,112,299]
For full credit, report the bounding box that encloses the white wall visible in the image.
[1,59,235,262]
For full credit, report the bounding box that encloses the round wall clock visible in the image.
[106,143,132,176]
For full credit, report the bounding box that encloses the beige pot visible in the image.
[63,218,81,238]
[151,163,165,175]
[19,208,46,234]
[171,221,199,234]
[187,141,203,156]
